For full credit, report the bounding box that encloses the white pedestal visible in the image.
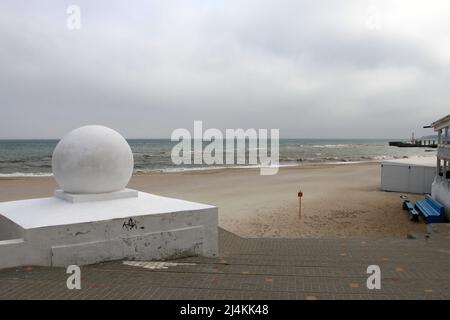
[0,192,218,269]
[54,188,138,203]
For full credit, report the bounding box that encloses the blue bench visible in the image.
[415,195,445,223]
[403,200,419,221]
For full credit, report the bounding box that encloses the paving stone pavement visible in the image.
[0,227,449,300]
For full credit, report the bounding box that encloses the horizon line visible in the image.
[0,137,424,141]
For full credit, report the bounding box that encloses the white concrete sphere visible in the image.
[52,125,134,194]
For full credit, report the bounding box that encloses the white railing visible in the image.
[437,144,450,160]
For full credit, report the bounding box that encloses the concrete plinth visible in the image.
[0,192,218,269]
[54,188,138,203]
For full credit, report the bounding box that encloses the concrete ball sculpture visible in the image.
[52,125,134,194]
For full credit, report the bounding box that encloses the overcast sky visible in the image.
[0,1,449,139]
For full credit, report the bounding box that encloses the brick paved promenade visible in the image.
[0,226,449,299]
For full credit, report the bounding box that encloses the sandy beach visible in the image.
[0,162,426,239]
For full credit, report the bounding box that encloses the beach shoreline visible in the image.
[0,162,427,239]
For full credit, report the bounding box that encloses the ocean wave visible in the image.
[135,163,298,174]
[372,155,409,160]
[0,172,53,177]
[134,159,392,173]
[1,155,437,177]
[311,144,349,148]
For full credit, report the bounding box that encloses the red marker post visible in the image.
[297,190,303,219]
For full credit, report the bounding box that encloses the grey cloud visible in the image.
[0,0,449,139]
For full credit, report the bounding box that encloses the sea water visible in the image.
[0,139,436,176]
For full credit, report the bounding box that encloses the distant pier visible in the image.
[389,139,437,148]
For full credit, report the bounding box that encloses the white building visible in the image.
[429,114,450,221]
[381,157,436,194]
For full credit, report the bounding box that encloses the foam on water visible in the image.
[0,172,54,177]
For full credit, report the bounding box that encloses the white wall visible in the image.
[381,162,436,194]
[0,215,23,241]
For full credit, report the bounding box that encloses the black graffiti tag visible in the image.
[122,218,138,231]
